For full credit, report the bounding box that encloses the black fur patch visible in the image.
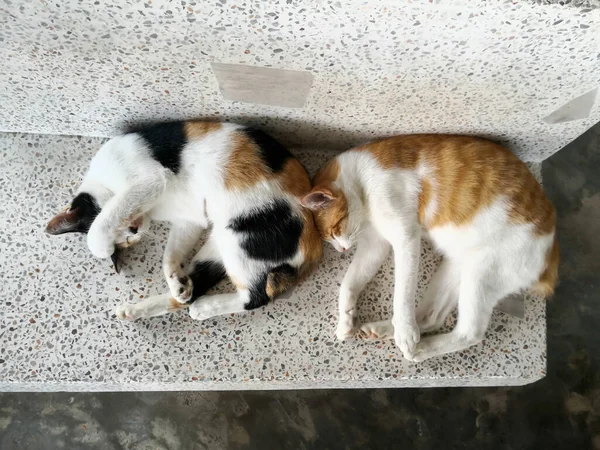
[70,192,100,233]
[228,200,303,262]
[189,261,227,302]
[243,128,292,173]
[133,121,187,173]
[245,273,270,310]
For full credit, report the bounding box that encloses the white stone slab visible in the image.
[0,1,599,161]
[0,132,546,391]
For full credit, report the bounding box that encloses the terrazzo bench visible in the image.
[0,133,546,391]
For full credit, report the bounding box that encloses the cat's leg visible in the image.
[187,233,227,300]
[378,222,422,359]
[410,257,505,362]
[188,267,295,321]
[164,222,206,303]
[336,227,391,340]
[115,293,188,321]
[88,175,167,258]
[115,235,226,321]
[360,277,461,341]
[416,258,461,333]
[188,291,250,321]
[188,249,271,321]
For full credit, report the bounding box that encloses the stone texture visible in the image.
[1,1,599,161]
[0,119,598,447]
[0,131,546,391]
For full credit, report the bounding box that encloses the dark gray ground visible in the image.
[1,123,599,450]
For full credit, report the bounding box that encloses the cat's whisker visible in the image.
[348,226,365,243]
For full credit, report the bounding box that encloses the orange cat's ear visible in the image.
[45,206,82,235]
[301,188,335,210]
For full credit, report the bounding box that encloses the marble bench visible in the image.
[0,132,546,391]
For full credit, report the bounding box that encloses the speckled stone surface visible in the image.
[1,1,599,162]
[537,0,600,7]
[0,132,546,391]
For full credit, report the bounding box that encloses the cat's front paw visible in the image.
[168,273,193,303]
[87,226,115,259]
[393,319,420,359]
[335,310,357,341]
[115,303,139,321]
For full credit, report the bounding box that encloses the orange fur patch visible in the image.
[265,276,279,299]
[313,158,340,186]
[533,235,559,297]
[357,135,555,236]
[308,190,348,240]
[223,132,269,190]
[308,158,349,239]
[167,297,189,311]
[417,178,433,225]
[357,135,421,170]
[298,208,323,273]
[184,121,221,139]
[277,158,311,196]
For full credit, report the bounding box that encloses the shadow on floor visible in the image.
[1,124,599,450]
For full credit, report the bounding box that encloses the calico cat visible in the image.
[46,121,322,321]
[301,135,558,361]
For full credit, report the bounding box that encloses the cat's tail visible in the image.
[266,210,323,299]
[532,234,559,298]
[266,246,322,299]
[265,264,301,299]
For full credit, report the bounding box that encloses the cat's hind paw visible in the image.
[168,273,193,303]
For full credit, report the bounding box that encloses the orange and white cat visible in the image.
[302,135,558,361]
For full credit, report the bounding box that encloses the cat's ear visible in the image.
[46,193,100,235]
[45,206,84,235]
[301,188,335,210]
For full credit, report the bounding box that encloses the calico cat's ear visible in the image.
[45,206,84,235]
[301,188,335,210]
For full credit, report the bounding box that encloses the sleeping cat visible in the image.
[301,135,558,361]
[46,121,322,321]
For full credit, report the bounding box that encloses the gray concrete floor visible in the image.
[1,123,599,450]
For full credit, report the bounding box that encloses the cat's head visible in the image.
[301,158,361,253]
[45,191,148,272]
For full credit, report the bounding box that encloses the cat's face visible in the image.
[45,192,148,272]
[301,187,354,253]
[301,157,361,252]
